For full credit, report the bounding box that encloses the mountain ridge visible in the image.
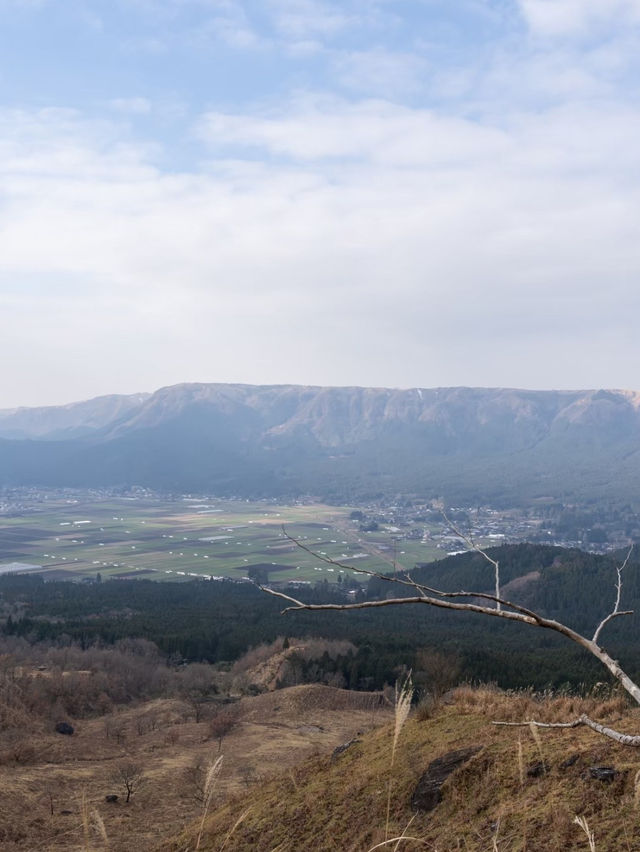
[2,382,640,504]
[0,392,151,440]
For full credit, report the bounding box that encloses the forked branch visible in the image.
[592,545,634,644]
[441,508,501,610]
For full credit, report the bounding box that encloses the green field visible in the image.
[0,496,447,584]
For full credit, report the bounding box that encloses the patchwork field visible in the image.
[0,495,445,583]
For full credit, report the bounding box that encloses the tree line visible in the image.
[2,543,640,692]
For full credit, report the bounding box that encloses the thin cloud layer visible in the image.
[519,0,640,36]
[0,1,640,405]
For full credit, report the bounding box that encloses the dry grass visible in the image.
[195,756,224,851]
[179,685,640,852]
[574,816,597,852]
[0,685,391,852]
[451,683,632,727]
[4,683,640,851]
[385,676,414,842]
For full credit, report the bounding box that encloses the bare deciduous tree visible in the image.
[184,692,208,724]
[207,706,239,752]
[261,525,640,746]
[110,760,145,803]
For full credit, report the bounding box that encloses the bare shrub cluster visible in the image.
[207,706,240,752]
[0,634,229,764]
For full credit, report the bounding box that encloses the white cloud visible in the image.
[109,97,152,115]
[198,97,512,164]
[519,0,640,37]
[2,0,640,405]
[2,93,640,404]
[332,48,428,98]
[193,2,266,49]
[116,0,266,51]
[268,0,355,38]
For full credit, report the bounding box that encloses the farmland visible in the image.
[0,494,446,584]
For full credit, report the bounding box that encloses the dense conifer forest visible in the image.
[2,543,639,694]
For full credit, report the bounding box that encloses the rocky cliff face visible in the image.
[1,383,640,503]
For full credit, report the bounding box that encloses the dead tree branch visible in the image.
[441,508,501,610]
[592,545,634,644]
[493,715,640,747]
[265,526,640,743]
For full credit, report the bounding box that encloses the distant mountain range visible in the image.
[2,383,640,504]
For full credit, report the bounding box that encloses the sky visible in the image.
[2,0,640,407]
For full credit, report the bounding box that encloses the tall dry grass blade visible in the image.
[195,755,224,851]
[634,769,640,809]
[203,755,224,805]
[516,737,524,786]
[573,815,596,852]
[90,809,109,846]
[367,838,428,851]
[218,807,251,852]
[80,791,90,852]
[385,674,414,840]
[491,817,500,851]
[392,675,414,765]
[392,815,417,852]
[528,722,545,768]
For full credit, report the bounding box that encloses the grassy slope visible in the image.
[177,688,640,852]
[4,681,640,851]
[0,686,391,852]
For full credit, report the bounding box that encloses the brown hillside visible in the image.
[175,687,640,852]
[0,685,391,852]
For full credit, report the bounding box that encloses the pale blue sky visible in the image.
[2,0,640,406]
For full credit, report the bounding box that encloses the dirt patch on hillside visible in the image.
[500,570,541,597]
[239,684,389,720]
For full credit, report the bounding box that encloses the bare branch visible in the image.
[591,610,634,645]
[263,574,552,626]
[493,719,583,730]
[281,526,504,606]
[593,545,634,644]
[260,589,566,635]
[441,508,501,610]
[269,586,640,706]
[269,522,640,731]
[258,585,306,608]
[280,526,423,591]
[493,714,640,747]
